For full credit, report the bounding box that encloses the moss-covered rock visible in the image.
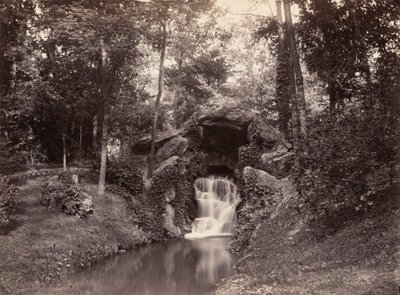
[40,172,93,218]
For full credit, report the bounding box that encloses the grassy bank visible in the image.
[214,196,399,295]
[0,176,149,294]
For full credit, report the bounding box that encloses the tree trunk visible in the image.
[275,0,291,138]
[79,116,83,163]
[328,80,337,113]
[63,134,67,171]
[173,58,183,128]
[92,115,97,151]
[97,105,110,196]
[283,0,307,139]
[281,1,300,151]
[147,21,167,179]
[97,38,109,197]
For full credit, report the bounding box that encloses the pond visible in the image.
[41,237,235,295]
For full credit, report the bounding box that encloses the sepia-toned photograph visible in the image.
[0,0,399,294]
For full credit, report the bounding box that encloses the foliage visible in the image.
[237,142,262,174]
[295,0,400,109]
[40,172,92,218]
[185,148,208,183]
[295,107,397,231]
[106,184,146,225]
[144,165,179,240]
[0,176,19,229]
[106,160,144,196]
[0,138,27,174]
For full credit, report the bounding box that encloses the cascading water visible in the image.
[185,177,240,239]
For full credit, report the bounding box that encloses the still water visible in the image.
[43,237,234,295]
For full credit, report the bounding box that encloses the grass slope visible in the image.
[0,177,148,294]
[215,197,399,295]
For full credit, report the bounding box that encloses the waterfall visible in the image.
[185,177,240,239]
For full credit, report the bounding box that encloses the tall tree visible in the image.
[283,0,307,139]
[275,0,291,137]
[147,20,167,179]
[296,0,400,111]
[143,0,214,178]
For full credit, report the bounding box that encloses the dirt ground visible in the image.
[0,177,148,295]
[214,196,399,295]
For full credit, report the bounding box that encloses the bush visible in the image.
[0,176,19,228]
[40,172,93,218]
[106,160,144,196]
[295,108,396,229]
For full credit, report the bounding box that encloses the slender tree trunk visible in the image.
[147,21,167,179]
[30,147,34,165]
[328,80,337,113]
[92,115,97,151]
[79,115,83,163]
[281,1,300,151]
[173,58,183,128]
[97,38,109,197]
[275,0,291,138]
[97,105,110,196]
[63,134,67,171]
[283,0,307,139]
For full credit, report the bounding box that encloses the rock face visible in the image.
[261,151,295,179]
[132,106,296,238]
[153,156,181,176]
[248,118,281,148]
[133,106,293,175]
[133,129,185,154]
[198,107,254,129]
[163,203,182,238]
[243,166,281,193]
[156,136,188,163]
[165,186,175,203]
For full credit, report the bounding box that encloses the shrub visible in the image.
[0,176,19,228]
[106,160,144,196]
[40,172,93,218]
[295,108,397,230]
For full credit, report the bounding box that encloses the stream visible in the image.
[44,237,234,295]
[39,176,238,295]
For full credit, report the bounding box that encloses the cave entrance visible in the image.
[201,124,249,171]
[207,165,234,177]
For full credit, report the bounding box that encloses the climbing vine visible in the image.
[144,148,208,240]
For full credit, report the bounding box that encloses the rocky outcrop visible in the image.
[248,118,282,148]
[261,151,295,179]
[243,166,281,193]
[133,106,294,178]
[133,107,296,238]
[156,136,188,163]
[164,203,182,238]
[133,129,186,154]
[153,156,181,176]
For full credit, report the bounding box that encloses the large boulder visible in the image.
[156,136,188,163]
[243,166,281,193]
[198,107,254,130]
[248,118,282,148]
[261,152,294,179]
[153,156,182,176]
[134,106,292,174]
[133,129,185,154]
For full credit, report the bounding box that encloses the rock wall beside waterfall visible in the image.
[132,106,296,239]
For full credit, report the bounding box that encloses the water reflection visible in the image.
[49,237,234,295]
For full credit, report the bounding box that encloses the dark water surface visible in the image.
[46,237,234,295]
